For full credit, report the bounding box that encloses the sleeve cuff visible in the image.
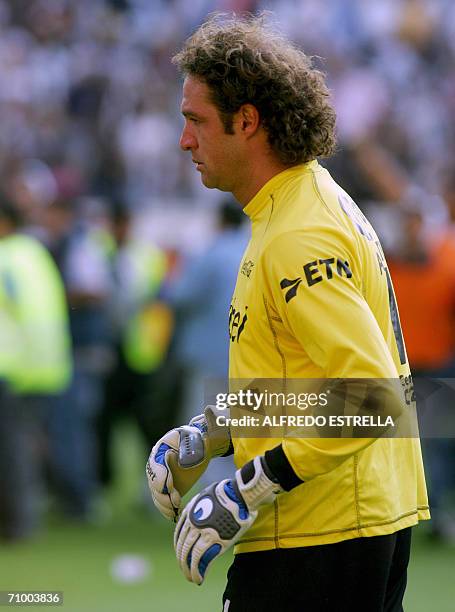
[221,439,234,457]
[264,444,304,491]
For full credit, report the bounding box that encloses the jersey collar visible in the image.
[243,160,319,221]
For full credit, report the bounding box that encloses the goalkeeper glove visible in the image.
[146,405,231,521]
[174,455,283,585]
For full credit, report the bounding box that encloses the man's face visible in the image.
[179,76,243,192]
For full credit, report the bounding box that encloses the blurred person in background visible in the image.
[388,209,455,382]
[165,200,248,485]
[97,202,173,494]
[388,206,455,544]
[0,202,26,542]
[41,196,113,521]
[0,198,72,541]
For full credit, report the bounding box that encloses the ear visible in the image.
[238,104,260,138]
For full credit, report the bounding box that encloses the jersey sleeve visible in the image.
[261,228,402,481]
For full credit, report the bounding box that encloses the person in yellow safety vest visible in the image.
[0,245,22,386]
[0,239,22,540]
[93,207,171,375]
[97,204,173,490]
[0,198,72,541]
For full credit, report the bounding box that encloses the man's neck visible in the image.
[233,158,295,208]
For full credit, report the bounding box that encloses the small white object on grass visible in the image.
[110,554,152,584]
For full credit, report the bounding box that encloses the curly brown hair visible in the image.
[172,13,337,165]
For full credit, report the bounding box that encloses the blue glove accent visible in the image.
[154,443,172,494]
[175,479,258,584]
[155,443,172,466]
[224,481,248,520]
[198,544,222,578]
[192,421,208,435]
[194,506,204,521]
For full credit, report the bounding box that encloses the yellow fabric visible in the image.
[94,231,170,372]
[124,301,174,373]
[0,246,22,379]
[2,234,72,394]
[121,243,171,373]
[229,161,430,553]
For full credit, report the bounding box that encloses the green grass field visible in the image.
[0,425,453,612]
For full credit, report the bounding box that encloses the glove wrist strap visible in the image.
[235,456,284,511]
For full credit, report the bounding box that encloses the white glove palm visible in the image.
[146,427,187,520]
[146,406,232,521]
[174,456,283,584]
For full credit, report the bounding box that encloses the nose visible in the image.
[179,122,197,151]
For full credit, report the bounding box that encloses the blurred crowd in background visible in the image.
[0,0,454,546]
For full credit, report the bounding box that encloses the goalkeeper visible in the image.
[147,13,429,612]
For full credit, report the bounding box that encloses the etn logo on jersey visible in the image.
[280,257,352,303]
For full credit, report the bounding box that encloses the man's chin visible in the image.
[200,174,229,192]
[200,174,216,189]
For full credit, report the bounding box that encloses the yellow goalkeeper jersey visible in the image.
[229,160,430,553]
